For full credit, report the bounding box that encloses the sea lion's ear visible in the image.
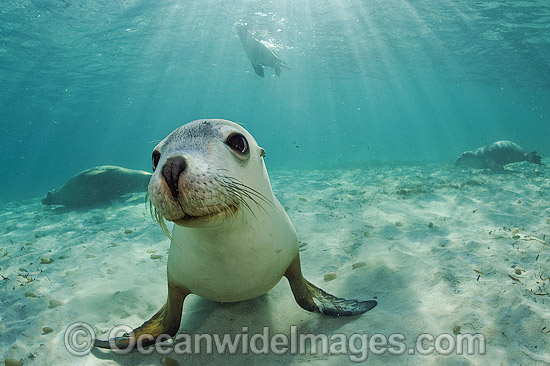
[259,148,266,157]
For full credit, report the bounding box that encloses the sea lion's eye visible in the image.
[152,150,161,171]
[226,134,249,155]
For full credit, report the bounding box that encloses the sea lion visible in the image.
[95,119,376,349]
[41,165,151,208]
[236,23,290,77]
[455,141,542,171]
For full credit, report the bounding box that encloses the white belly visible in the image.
[167,201,298,302]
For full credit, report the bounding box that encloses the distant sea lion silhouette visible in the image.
[236,23,290,77]
[455,141,542,171]
[41,165,151,208]
[94,119,376,350]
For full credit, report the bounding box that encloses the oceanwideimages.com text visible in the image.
[65,323,486,361]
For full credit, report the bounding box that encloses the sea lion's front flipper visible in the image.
[284,255,377,316]
[274,66,281,77]
[94,283,190,350]
[252,63,265,77]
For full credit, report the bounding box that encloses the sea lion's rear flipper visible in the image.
[284,255,377,316]
[252,64,265,77]
[526,151,543,165]
[94,284,190,350]
[279,60,292,70]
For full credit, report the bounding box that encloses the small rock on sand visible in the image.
[352,261,367,269]
[48,299,63,309]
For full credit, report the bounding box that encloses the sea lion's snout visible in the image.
[161,156,187,199]
[41,191,53,205]
[454,151,473,167]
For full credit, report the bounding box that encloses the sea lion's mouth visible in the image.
[149,173,272,232]
[171,202,239,226]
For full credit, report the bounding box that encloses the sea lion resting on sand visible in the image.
[95,119,377,350]
[41,165,151,208]
[455,141,542,171]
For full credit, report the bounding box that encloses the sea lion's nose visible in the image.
[162,156,187,199]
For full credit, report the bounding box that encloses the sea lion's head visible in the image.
[148,119,270,230]
[454,150,482,168]
[41,190,56,205]
[235,22,250,42]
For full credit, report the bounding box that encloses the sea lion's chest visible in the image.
[167,204,298,302]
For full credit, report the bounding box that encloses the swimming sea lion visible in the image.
[236,23,290,77]
[455,141,542,171]
[41,165,151,208]
[95,119,376,349]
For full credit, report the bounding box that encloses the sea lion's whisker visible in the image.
[218,179,263,224]
[150,202,171,239]
[236,187,271,217]
[220,183,255,218]
[221,180,268,218]
[221,174,274,207]
[234,194,258,223]
[228,181,273,207]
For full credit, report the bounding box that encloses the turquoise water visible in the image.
[1,0,549,201]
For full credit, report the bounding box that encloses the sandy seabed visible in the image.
[1,161,549,366]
